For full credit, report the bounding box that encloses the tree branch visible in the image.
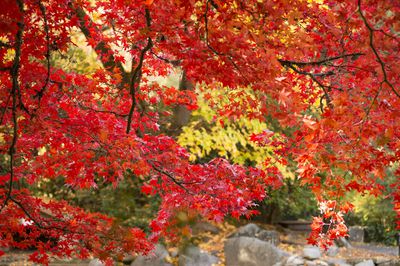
[279,62,334,109]
[0,0,24,213]
[358,0,399,98]
[278,53,364,67]
[34,0,51,101]
[126,8,153,134]
[0,40,12,49]
[148,162,194,195]
[69,1,127,81]
[77,103,128,118]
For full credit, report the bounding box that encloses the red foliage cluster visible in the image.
[0,0,399,263]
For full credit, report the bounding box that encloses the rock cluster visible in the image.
[88,223,400,266]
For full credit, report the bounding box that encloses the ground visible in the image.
[0,221,398,265]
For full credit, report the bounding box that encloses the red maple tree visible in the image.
[0,0,399,263]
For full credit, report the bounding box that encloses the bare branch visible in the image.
[34,0,51,101]
[126,8,153,134]
[69,1,127,80]
[0,40,12,48]
[78,103,128,118]
[0,0,24,213]
[278,53,364,67]
[279,61,334,109]
[149,162,194,195]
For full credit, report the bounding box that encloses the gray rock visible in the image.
[230,223,279,246]
[326,245,339,257]
[348,226,365,243]
[348,258,369,265]
[285,255,305,266]
[303,246,321,260]
[179,245,218,266]
[192,222,220,234]
[257,230,280,246]
[224,236,284,266]
[354,260,375,266]
[170,249,178,258]
[231,223,260,237]
[89,259,105,266]
[375,258,391,264]
[131,244,171,266]
[325,258,351,266]
[375,259,400,266]
[313,260,329,266]
[335,237,352,248]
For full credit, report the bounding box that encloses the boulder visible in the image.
[224,236,285,266]
[179,245,218,266]
[89,259,105,266]
[192,222,220,235]
[326,244,339,257]
[325,258,352,266]
[229,223,279,246]
[231,223,260,237]
[335,237,352,248]
[354,260,375,266]
[348,226,365,242]
[374,258,400,266]
[303,246,321,260]
[285,255,305,266]
[131,244,171,266]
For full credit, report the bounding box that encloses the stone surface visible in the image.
[306,260,330,266]
[229,223,280,246]
[257,230,280,246]
[224,236,284,266]
[354,260,375,266]
[231,223,260,237]
[179,245,218,266]
[326,245,339,257]
[375,259,400,266]
[303,246,321,260]
[131,244,171,266]
[313,260,329,266]
[325,258,352,266]
[349,226,365,242]
[335,237,352,248]
[192,222,220,235]
[374,257,392,265]
[88,259,105,266]
[285,255,305,266]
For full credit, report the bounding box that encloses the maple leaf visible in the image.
[302,115,318,130]
[278,89,291,108]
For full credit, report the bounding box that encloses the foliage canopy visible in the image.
[0,0,399,263]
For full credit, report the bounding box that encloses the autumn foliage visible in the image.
[0,0,399,263]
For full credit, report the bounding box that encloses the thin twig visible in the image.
[78,103,128,118]
[0,40,12,48]
[358,0,399,98]
[148,162,194,194]
[280,62,334,109]
[359,83,382,135]
[34,0,51,101]
[278,53,364,67]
